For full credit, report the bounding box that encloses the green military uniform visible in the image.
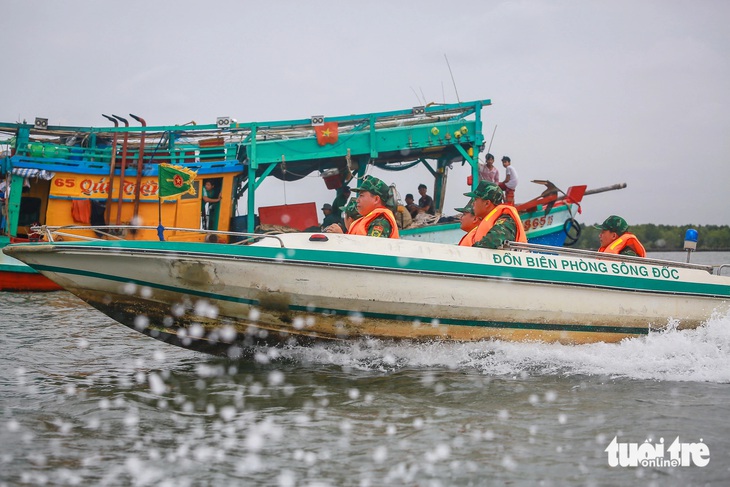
[463,180,518,249]
[352,177,395,238]
[365,215,393,238]
[343,198,361,220]
[473,215,518,249]
[618,247,638,257]
[595,215,638,256]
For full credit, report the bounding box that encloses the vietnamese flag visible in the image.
[315,122,339,146]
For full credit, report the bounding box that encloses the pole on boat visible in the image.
[583,182,627,196]
[156,195,164,241]
[101,115,119,224]
[112,115,130,225]
[129,114,146,225]
[684,229,698,263]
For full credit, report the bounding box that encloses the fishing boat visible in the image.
[0,114,244,291]
[1,99,619,291]
[5,226,730,356]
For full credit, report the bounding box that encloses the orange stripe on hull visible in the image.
[0,271,62,292]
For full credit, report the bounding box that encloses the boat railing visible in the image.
[34,225,286,248]
[504,241,716,274]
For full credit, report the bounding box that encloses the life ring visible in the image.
[563,218,581,246]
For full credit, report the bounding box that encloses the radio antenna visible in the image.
[410,86,421,105]
[444,54,461,103]
[486,125,498,156]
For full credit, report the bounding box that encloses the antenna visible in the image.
[444,54,461,103]
[487,125,498,155]
[410,86,422,105]
[419,87,427,105]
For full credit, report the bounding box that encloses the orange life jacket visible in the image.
[598,232,646,257]
[458,227,479,246]
[348,207,400,238]
[472,204,528,244]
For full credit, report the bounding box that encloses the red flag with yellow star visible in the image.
[314,122,339,146]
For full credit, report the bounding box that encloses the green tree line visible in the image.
[571,223,730,251]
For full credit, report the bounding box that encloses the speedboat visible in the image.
[6,226,729,356]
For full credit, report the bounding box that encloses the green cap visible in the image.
[464,180,503,204]
[454,203,475,215]
[595,215,629,235]
[352,176,390,201]
[343,198,361,219]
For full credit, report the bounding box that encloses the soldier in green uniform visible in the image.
[464,181,525,248]
[327,176,398,238]
[596,215,646,257]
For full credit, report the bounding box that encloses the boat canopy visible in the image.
[1,99,492,232]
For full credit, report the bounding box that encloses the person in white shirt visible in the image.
[498,156,518,205]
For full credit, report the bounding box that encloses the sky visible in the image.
[3,0,729,227]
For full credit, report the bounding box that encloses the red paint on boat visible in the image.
[0,271,62,292]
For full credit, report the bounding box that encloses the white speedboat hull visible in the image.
[6,234,729,356]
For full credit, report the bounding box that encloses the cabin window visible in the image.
[18,197,42,227]
[201,178,223,230]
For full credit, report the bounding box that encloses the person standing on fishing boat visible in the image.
[201,180,221,230]
[596,215,646,257]
[328,176,399,238]
[498,156,518,205]
[466,181,527,248]
[478,153,500,184]
[331,185,351,221]
[456,202,482,246]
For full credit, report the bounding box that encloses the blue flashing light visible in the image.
[684,229,698,243]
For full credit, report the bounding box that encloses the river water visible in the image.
[2,252,730,486]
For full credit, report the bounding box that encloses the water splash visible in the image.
[274,310,730,383]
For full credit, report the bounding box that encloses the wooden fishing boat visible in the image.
[0,115,243,291]
[5,226,729,356]
[1,240,61,291]
[0,99,620,291]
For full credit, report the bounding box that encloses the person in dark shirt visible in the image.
[331,186,351,221]
[404,193,418,218]
[320,203,340,231]
[417,184,435,215]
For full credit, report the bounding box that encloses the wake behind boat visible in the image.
[5,226,730,356]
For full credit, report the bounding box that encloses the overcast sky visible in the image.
[4,0,729,227]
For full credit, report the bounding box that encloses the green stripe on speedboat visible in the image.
[42,241,730,298]
[32,263,648,337]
